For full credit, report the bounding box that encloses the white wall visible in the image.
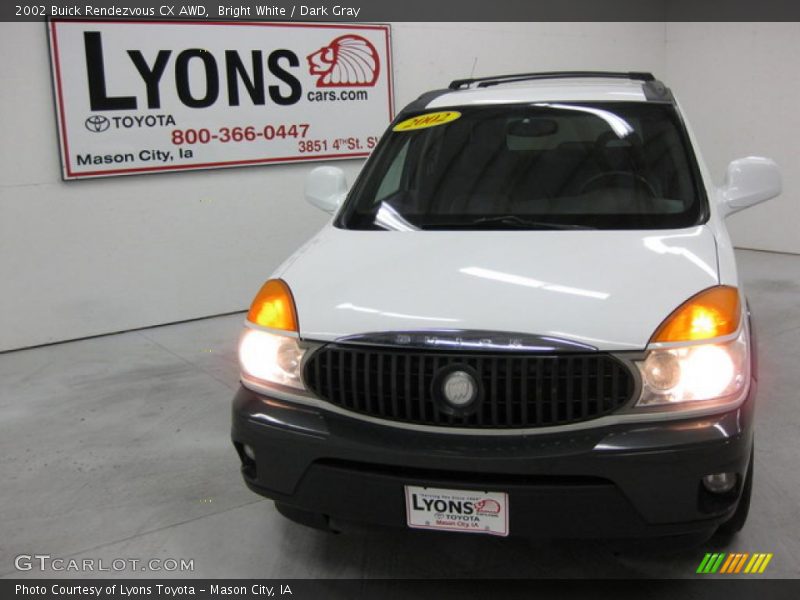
[391,22,666,108]
[1,22,666,351]
[665,22,800,255]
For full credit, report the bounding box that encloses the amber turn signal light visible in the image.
[246,279,298,332]
[651,286,741,343]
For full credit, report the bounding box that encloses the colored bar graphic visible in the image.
[700,552,773,574]
[749,554,765,573]
[720,553,736,573]
[697,553,727,574]
[711,553,726,573]
[696,553,714,573]
[734,553,749,573]
[758,553,773,573]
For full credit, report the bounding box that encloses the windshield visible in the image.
[337,102,707,231]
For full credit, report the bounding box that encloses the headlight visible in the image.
[239,278,306,390]
[633,285,750,410]
[635,328,748,408]
[239,328,306,390]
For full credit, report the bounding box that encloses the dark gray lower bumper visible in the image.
[231,382,755,538]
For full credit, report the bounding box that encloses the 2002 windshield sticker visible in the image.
[168,124,379,155]
[393,111,461,132]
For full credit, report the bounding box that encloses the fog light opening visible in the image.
[234,442,257,479]
[243,444,256,462]
[702,472,737,494]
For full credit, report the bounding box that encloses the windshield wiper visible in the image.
[433,215,596,230]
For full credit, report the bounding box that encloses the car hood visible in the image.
[278,225,719,351]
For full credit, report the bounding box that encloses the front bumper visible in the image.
[231,382,755,539]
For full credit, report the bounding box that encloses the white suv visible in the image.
[232,72,781,541]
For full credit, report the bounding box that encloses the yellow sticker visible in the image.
[393,111,461,132]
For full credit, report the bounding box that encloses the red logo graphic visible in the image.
[475,499,501,515]
[307,35,380,87]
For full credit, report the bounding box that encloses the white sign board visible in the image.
[48,20,393,179]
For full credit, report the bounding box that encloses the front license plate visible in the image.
[404,485,509,537]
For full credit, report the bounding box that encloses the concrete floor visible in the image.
[1,249,799,579]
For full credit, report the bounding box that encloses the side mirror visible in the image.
[720,157,781,217]
[305,166,348,214]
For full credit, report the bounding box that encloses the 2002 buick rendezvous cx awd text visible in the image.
[231,72,782,541]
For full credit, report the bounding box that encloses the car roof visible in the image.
[426,79,649,108]
[399,72,673,116]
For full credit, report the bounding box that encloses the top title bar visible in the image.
[5,0,800,22]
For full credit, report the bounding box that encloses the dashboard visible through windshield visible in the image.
[336,102,708,231]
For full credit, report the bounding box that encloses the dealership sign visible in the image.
[48,20,393,179]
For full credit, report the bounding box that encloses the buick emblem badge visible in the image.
[442,370,478,407]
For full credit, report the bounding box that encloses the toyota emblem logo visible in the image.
[85,115,110,133]
[441,370,478,408]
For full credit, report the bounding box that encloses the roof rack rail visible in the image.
[448,71,656,90]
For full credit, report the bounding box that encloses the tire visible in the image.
[715,445,754,537]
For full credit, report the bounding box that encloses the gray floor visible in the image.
[1,249,799,579]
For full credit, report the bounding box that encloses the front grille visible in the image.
[303,345,635,429]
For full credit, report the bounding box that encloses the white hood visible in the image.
[279,225,719,351]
